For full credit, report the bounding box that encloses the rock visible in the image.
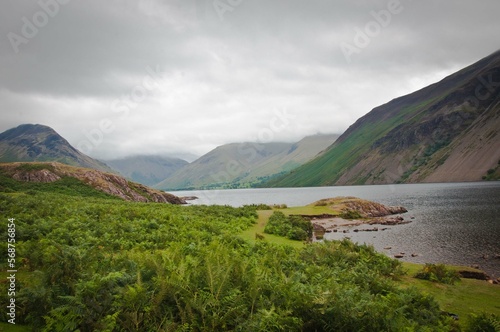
[411,253,418,257]
[458,270,490,280]
[394,254,404,258]
[3,162,187,204]
[12,169,61,182]
[384,246,392,250]
[442,312,459,321]
[313,224,326,232]
[181,196,198,201]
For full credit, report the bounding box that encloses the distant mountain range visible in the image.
[0,123,339,190]
[0,124,114,173]
[267,50,500,187]
[2,52,498,190]
[154,134,339,190]
[104,155,188,186]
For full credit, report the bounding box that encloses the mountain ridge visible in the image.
[155,134,339,190]
[0,124,114,173]
[104,155,188,186]
[267,50,500,187]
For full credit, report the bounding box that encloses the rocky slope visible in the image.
[0,124,114,173]
[268,50,500,187]
[155,134,338,190]
[0,162,186,204]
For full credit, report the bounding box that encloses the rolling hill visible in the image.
[155,134,338,190]
[0,124,114,173]
[105,155,188,186]
[0,161,186,204]
[267,50,500,187]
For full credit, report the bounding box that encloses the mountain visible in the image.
[0,124,114,173]
[0,162,186,204]
[268,50,500,187]
[155,134,338,190]
[105,155,188,186]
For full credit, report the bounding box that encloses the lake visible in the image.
[172,182,500,278]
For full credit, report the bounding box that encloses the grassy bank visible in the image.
[401,262,500,320]
[241,206,500,329]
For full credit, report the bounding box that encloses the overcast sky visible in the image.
[1,0,499,161]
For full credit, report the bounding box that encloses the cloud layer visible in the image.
[1,0,499,159]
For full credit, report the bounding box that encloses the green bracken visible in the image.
[0,177,498,331]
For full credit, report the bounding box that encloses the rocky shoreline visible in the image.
[302,197,410,238]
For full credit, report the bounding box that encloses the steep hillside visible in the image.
[156,134,338,190]
[268,50,500,187]
[0,162,186,204]
[0,124,114,173]
[105,155,188,186]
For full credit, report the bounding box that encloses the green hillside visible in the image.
[156,134,338,190]
[105,155,188,186]
[268,50,500,187]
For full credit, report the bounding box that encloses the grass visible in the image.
[0,322,31,331]
[239,210,304,248]
[238,203,342,247]
[239,209,500,329]
[401,262,500,327]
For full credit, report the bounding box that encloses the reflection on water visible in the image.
[172,182,500,277]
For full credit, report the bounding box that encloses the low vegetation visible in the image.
[0,177,498,330]
[414,263,461,285]
[263,211,312,240]
[482,160,500,181]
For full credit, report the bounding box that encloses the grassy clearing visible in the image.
[400,262,500,328]
[238,203,342,247]
[240,210,500,329]
[239,210,304,248]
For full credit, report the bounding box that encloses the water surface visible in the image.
[172,182,500,277]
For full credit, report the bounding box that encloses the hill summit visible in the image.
[0,124,113,172]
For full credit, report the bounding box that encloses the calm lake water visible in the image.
[172,182,500,278]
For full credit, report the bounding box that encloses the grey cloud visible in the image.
[0,0,498,159]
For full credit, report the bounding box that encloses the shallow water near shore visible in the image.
[172,182,500,277]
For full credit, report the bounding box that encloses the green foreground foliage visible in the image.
[414,264,462,285]
[264,211,313,241]
[0,184,479,331]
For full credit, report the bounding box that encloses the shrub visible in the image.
[340,210,362,219]
[264,211,312,241]
[414,263,461,285]
[465,313,500,332]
